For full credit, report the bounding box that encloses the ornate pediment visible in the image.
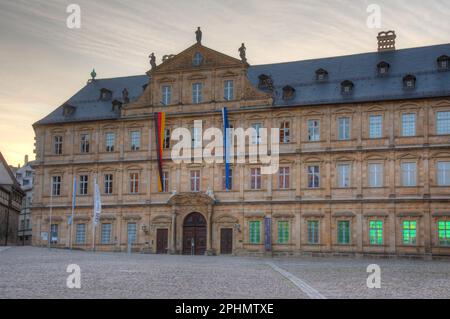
[148,43,244,75]
[168,192,215,206]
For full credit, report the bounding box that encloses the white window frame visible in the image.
[54,136,63,155]
[104,174,113,194]
[436,111,450,135]
[278,167,290,189]
[338,117,350,140]
[129,173,139,194]
[250,168,261,190]
[337,164,351,188]
[105,132,115,152]
[79,175,88,195]
[80,134,90,153]
[307,165,320,188]
[101,223,112,244]
[251,123,262,145]
[192,83,203,104]
[224,80,234,101]
[369,115,383,139]
[190,170,200,192]
[437,161,450,186]
[368,163,383,187]
[402,113,416,137]
[130,131,141,151]
[308,120,320,142]
[52,176,61,196]
[401,162,417,187]
[75,224,86,244]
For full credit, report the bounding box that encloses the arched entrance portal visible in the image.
[183,212,207,255]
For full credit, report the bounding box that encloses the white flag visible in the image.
[93,178,102,226]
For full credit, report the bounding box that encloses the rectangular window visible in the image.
[162,171,169,193]
[278,167,290,189]
[129,173,139,194]
[280,121,290,143]
[250,168,261,190]
[308,166,320,188]
[369,115,382,138]
[80,134,90,153]
[192,127,202,148]
[190,170,200,192]
[76,224,86,244]
[402,113,416,137]
[105,132,115,152]
[338,117,350,140]
[402,220,417,245]
[369,220,383,245]
[79,175,88,195]
[436,111,450,135]
[54,136,63,155]
[131,131,141,151]
[101,223,112,244]
[127,223,137,244]
[438,221,450,246]
[162,85,171,105]
[337,221,350,244]
[278,221,289,244]
[192,83,203,104]
[52,176,61,196]
[249,221,261,244]
[437,162,450,186]
[251,123,262,145]
[307,220,319,244]
[401,162,417,187]
[222,169,233,191]
[308,120,320,141]
[337,164,351,188]
[224,80,234,101]
[368,163,383,187]
[104,174,113,194]
[163,128,171,149]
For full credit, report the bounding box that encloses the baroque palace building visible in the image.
[32,30,450,258]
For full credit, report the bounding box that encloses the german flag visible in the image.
[154,112,166,192]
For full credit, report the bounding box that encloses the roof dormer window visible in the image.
[282,85,296,101]
[112,100,122,112]
[377,61,390,76]
[437,55,450,71]
[315,68,328,81]
[100,88,112,101]
[258,74,274,90]
[341,80,354,95]
[62,104,76,117]
[403,75,416,90]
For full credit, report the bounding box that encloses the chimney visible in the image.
[24,155,28,165]
[377,31,396,52]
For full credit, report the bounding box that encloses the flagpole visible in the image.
[69,176,76,251]
[48,183,53,250]
[92,177,96,252]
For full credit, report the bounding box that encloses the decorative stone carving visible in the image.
[149,52,156,69]
[167,192,215,206]
[239,43,247,63]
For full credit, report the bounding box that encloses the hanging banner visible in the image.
[222,107,231,190]
[93,178,102,226]
[154,112,166,192]
[264,217,272,251]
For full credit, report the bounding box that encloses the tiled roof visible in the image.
[35,44,450,126]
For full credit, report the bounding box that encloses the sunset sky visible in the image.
[0,0,449,167]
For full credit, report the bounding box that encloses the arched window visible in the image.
[403,75,416,90]
[315,68,328,81]
[282,85,296,100]
[258,74,274,90]
[377,61,390,76]
[437,55,450,71]
[341,80,354,95]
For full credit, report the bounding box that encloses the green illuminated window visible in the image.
[278,221,289,244]
[369,220,383,245]
[338,221,350,244]
[249,221,260,244]
[438,221,450,246]
[402,220,417,245]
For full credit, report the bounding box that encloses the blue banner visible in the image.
[264,217,272,251]
[222,107,231,190]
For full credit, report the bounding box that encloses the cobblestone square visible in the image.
[0,247,449,299]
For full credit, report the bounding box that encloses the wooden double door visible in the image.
[182,212,207,255]
[156,228,168,254]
